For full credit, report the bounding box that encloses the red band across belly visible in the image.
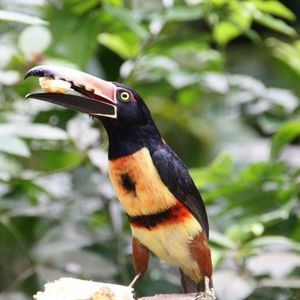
[128,201,192,229]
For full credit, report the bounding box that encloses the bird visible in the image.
[25,65,215,299]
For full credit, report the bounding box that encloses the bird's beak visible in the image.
[25,65,117,118]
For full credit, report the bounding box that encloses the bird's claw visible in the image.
[195,290,216,300]
[195,277,216,300]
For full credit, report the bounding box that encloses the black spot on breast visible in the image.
[121,173,136,194]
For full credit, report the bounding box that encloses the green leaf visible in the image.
[19,149,84,173]
[268,39,300,77]
[239,161,284,181]
[0,124,68,140]
[0,154,22,180]
[249,236,300,252]
[0,10,47,25]
[210,0,227,5]
[254,12,296,36]
[210,230,236,249]
[230,3,252,29]
[226,222,264,242]
[47,11,101,67]
[271,121,300,160]
[213,21,242,45]
[98,33,139,59]
[70,0,100,15]
[165,6,203,22]
[252,0,295,20]
[103,0,122,6]
[104,6,149,40]
[191,153,232,187]
[0,136,30,157]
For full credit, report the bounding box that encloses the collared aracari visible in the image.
[25,65,215,299]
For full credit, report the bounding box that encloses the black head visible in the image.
[99,82,162,158]
[98,83,150,127]
[25,65,162,158]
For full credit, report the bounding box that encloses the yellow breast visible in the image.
[108,147,177,216]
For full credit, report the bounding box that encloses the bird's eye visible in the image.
[119,91,131,102]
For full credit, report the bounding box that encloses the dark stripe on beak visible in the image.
[26,92,116,116]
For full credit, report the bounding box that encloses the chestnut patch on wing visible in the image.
[120,173,136,195]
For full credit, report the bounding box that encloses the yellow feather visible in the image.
[132,219,202,282]
[108,147,177,216]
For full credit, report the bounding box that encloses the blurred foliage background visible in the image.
[0,0,300,299]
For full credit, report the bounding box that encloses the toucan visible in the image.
[25,65,215,299]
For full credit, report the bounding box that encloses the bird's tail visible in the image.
[179,269,213,293]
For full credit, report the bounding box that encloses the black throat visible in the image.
[99,117,162,159]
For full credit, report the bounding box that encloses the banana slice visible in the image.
[39,77,72,93]
[33,277,135,300]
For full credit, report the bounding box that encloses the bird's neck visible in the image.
[100,119,162,159]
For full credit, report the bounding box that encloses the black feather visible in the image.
[150,143,209,238]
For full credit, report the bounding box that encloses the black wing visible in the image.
[150,144,209,238]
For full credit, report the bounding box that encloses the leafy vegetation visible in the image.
[0,1,299,299]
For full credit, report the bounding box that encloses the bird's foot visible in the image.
[195,277,216,300]
[128,274,142,300]
[128,273,142,288]
[195,290,216,300]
